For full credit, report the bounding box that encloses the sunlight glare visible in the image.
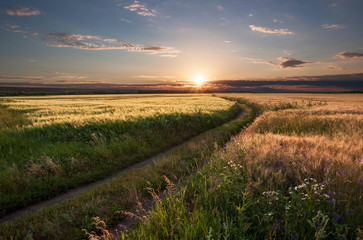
[193,75,206,85]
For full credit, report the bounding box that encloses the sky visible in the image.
[1,0,363,92]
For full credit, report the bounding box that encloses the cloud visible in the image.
[0,75,45,81]
[327,65,346,71]
[6,6,40,16]
[45,32,179,57]
[243,56,311,68]
[120,18,131,23]
[219,17,231,25]
[265,57,311,68]
[336,51,363,59]
[41,71,63,74]
[277,57,311,68]
[217,5,224,11]
[241,57,267,64]
[0,24,39,38]
[224,40,231,44]
[210,73,363,92]
[123,1,156,17]
[322,24,346,29]
[133,75,176,79]
[249,25,294,35]
[160,54,178,58]
[248,13,254,17]
[273,18,284,23]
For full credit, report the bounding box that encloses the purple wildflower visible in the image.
[333,214,341,221]
[349,209,354,216]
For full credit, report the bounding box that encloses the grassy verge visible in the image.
[127,98,362,239]
[0,104,239,217]
[0,103,256,239]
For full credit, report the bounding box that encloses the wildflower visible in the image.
[341,170,346,174]
[333,214,341,221]
[349,209,354,216]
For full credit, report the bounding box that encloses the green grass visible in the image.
[0,104,240,217]
[0,100,31,130]
[125,98,362,240]
[0,103,256,239]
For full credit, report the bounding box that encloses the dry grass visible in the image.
[1,94,234,126]
[128,94,363,239]
[216,93,363,113]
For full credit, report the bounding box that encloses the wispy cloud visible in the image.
[0,75,45,81]
[322,24,346,29]
[217,5,224,11]
[336,51,363,59]
[133,75,176,80]
[0,24,38,38]
[327,65,346,71]
[41,71,64,75]
[45,32,179,57]
[6,6,40,16]
[249,25,294,35]
[120,18,131,23]
[219,17,231,25]
[122,0,156,17]
[273,18,284,23]
[241,57,267,64]
[243,56,311,68]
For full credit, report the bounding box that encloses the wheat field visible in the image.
[1,94,234,126]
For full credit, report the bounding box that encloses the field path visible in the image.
[0,104,247,226]
[0,137,203,226]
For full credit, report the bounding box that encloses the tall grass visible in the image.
[0,105,239,217]
[1,94,234,126]
[0,99,30,130]
[0,103,256,240]
[126,95,362,239]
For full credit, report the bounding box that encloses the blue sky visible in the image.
[1,0,363,91]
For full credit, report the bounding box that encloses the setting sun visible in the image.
[193,75,206,85]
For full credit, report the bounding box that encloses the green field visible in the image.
[0,94,362,240]
[0,94,238,217]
